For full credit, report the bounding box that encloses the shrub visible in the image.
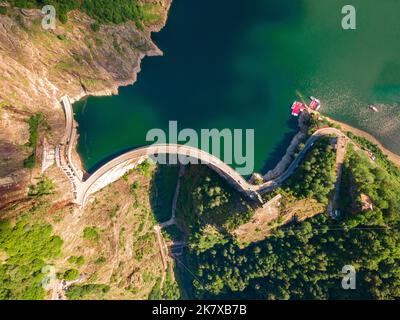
[62,269,80,281]
[148,278,162,300]
[23,113,42,169]
[68,256,85,267]
[83,227,100,242]
[66,284,110,300]
[130,181,140,192]
[136,160,153,177]
[94,256,106,265]
[91,22,100,32]
[23,153,36,169]
[59,13,68,24]
[28,176,55,197]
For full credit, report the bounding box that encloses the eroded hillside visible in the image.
[0,0,171,207]
[0,161,180,300]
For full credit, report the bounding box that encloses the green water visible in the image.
[75,0,400,174]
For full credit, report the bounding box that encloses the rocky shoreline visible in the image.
[0,0,172,208]
[262,112,310,181]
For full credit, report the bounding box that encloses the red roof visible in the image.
[291,102,305,116]
[310,99,321,110]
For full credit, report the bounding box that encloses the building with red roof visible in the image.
[309,97,321,111]
[291,101,305,117]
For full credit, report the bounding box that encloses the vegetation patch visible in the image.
[136,159,154,178]
[0,219,63,300]
[94,256,106,265]
[140,3,164,25]
[190,224,227,253]
[347,132,400,177]
[8,0,163,30]
[340,145,400,224]
[83,226,100,242]
[284,137,336,205]
[232,191,325,246]
[0,6,7,15]
[133,232,156,262]
[59,268,80,281]
[177,165,255,234]
[23,113,42,169]
[68,256,85,267]
[181,141,400,300]
[66,283,110,300]
[162,264,180,300]
[28,175,55,197]
[148,264,180,300]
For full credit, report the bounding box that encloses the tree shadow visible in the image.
[149,164,180,224]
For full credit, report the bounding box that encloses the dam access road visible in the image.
[56,96,347,208]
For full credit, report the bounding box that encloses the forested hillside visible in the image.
[7,0,162,29]
[177,142,400,299]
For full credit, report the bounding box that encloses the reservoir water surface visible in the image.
[74,0,400,174]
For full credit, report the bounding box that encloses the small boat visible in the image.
[369,105,379,113]
[309,96,321,111]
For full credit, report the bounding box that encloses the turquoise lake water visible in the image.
[74,0,400,174]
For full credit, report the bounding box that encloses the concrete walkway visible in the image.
[55,95,346,208]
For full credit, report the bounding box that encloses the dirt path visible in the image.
[154,225,168,289]
[329,134,349,216]
[154,165,186,289]
[50,275,86,300]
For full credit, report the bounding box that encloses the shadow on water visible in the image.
[149,164,180,224]
[83,144,154,175]
[261,117,299,175]
[74,0,306,176]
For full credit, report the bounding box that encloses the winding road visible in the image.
[57,96,345,208]
[75,128,344,207]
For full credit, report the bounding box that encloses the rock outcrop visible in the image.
[0,1,172,208]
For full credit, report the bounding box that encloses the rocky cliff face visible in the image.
[0,1,172,208]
